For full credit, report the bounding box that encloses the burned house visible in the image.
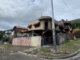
[55,19,73,44]
[12,16,73,47]
[26,16,73,45]
[27,16,53,45]
[55,19,72,33]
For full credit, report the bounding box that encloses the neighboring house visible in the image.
[55,20,72,33]
[3,29,13,43]
[4,26,28,43]
[3,29,13,38]
[13,26,28,37]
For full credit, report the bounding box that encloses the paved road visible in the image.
[0,48,80,60]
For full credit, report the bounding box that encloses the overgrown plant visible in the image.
[3,37,8,42]
[74,30,80,38]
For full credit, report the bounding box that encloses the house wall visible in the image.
[48,21,52,30]
[4,30,13,38]
[40,20,52,30]
[13,29,28,37]
[12,36,41,47]
[28,19,52,31]
[28,20,42,31]
[59,33,66,44]
[31,36,41,47]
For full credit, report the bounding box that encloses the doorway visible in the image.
[42,30,53,45]
[44,21,48,30]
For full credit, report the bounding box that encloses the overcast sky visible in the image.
[0,0,80,30]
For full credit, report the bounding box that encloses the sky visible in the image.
[0,0,80,30]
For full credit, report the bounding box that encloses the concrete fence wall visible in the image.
[59,33,74,44]
[59,34,66,44]
[12,36,41,47]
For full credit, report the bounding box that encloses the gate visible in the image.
[41,36,44,46]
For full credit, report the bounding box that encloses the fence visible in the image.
[12,36,41,47]
[59,33,74,44]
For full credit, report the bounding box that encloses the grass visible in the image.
[57,38,80,53]
[24,47,52,55]
[54,52,61,54]
[40,48,52,53]
[0,44,13,49]
[24,51,32,54]
[24,38,80,57]
[24,49,39,55]
[1,38,80,58]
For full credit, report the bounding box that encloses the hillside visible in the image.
[0,31,5,35]
[71,18,80,29]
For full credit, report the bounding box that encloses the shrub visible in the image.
[0,33,3,40]
[3,37,8,42]
[74,30,80,38]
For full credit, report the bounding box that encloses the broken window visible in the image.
[45,21,48,30]
[28,25,32,29]
[34,22,40,28]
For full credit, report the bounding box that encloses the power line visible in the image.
[29,6,39,20]
[29,1,41,21]
[13,0,35,22]
[14,1,40,26]
[21,3,41,26]
[62,0,76,19]
[21,5,40,26]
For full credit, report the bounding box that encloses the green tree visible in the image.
[0,33,3,40]
[3,37,8,42]
[71,19,80,29]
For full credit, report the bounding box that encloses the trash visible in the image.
[47,53,50,55]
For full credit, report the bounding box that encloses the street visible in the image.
[0,48,80,60]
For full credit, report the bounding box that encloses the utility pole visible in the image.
[51,0,57,52]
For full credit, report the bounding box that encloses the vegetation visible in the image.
[71,18,80,38]
[24,47,52,55]
[0,31,5,35]
[0,32,3,40]
[0,38,80,58]
[71,18,80,29]
[74,30,80,38]
[0,44,13,49]
[3,37,8,42]
[57,38,80,53]
[24,39,80,58]
[3,44,13,49]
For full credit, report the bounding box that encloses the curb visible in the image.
[57,49,80,59]
[38,49,80,59]
[17,49,80,59]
